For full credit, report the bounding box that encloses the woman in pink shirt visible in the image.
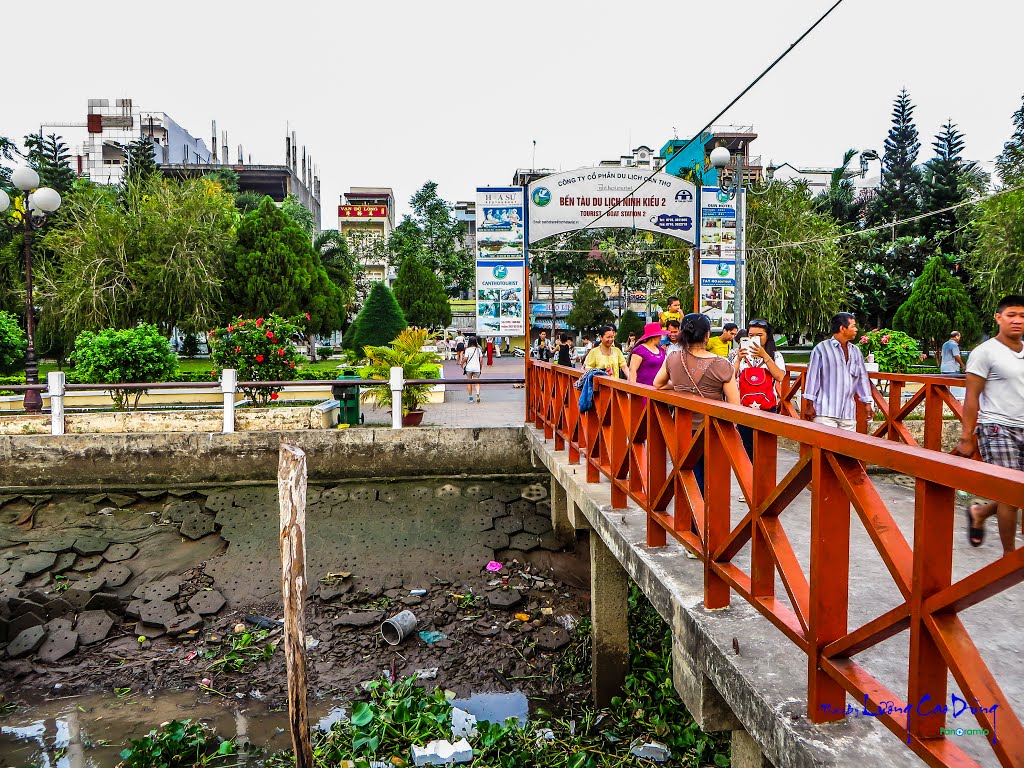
[628,322,667,386]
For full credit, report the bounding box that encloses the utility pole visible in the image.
[734,152,746,329]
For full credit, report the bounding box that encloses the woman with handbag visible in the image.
[654,314,739,495]
[463,337,483,403]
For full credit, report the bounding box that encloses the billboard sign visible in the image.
[698,187,745,329]
[527,169,697,245]
[476,188,526,335]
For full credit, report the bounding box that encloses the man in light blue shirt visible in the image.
[802,312,873,431]
[941,330,966,399]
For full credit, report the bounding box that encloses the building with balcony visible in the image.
[338,187,396,285]
[598,145,665,170]
[660,125,762,187]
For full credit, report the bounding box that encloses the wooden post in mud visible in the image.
[279,443,314,768]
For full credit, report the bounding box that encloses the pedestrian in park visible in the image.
[556,333,573,367]
[463,336,483,403]
[654,313,739,494]
[486,337,494,367]
[954,295,1024,553]
[535,331,552,362]
[735,319,786,458]
[802,312,873,431]
[707,322,739,357]
[628,322,667,386]
[584,325,628,379]
[941,330,967,399]
[494,335,503,358]
[624,331,638,357]
[454,331,467,367]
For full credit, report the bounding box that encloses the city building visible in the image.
[39,99,322,228]
[338,187,396,285]
[660,124,763,187]
[598,145,665,170]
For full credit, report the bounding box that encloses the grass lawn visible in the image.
[32,357,348,379]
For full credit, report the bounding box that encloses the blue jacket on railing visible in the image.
[576,369,607,414]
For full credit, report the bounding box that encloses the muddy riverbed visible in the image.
[0,477,593,764]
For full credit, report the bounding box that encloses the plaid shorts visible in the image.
[976,423,1024,472]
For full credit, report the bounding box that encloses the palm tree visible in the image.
[814,149,859,224]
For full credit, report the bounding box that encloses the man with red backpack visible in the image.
[734,319,787,459]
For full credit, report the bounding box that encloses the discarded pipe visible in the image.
[381,610,418,645]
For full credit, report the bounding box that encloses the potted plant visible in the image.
[360,328,439,426]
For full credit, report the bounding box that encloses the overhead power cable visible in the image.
[571,0,848,235]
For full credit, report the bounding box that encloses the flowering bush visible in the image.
[857,328,920,374]
[208,314,305,405]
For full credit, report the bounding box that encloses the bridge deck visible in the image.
[529,425,1016,768]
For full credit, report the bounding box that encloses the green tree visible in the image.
[24,133,76,195]
[224,197,343,337]
[392,182,472,291]
[745,180,847,337]
[893,255,981,352]
[281,194,317,238]
[615,309,645,344]
[0,310,26,374]
[869,89,923,235]
[653,246,694,315]
[38,175,236,336]
[313,229,358,322]
[968,187,1024,306]
[233,190,264,215]
[122,136,158,185]
[566,279,614,334]
[814,149,860,225]
[921,122,981,253]
[393,254,452,328]
[203,168,240,195]
[996,93,1024,187]
[70,325,178,410]
[351,282,407,352]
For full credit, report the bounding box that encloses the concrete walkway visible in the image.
[361,357,527,428]
[529,425,1020,768]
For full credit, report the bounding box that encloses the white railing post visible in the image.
[389,366,404,430]
[221,368,238,434]
[47,371,65,436]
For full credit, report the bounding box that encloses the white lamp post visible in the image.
[710,146,746,328]
[0,166,63,412]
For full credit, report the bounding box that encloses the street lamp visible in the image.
[860,149,883,184]
[0,166,62,412]
[709,146,746,328]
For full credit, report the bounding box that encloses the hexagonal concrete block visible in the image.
[508,499,536,517]
[520,483,549,502]
[102,543,138,563]
[463,484,494,501]
[523,515,553,535]
[203,492,235,513]
[96,564,131,588]
[138,579,178,602]
[138,600,177,628]
[320,486,349,504]
[347,486,378,503]
[75,610,115,645]
[492,486,521,503]
[477,530,511,550]
[535,626,571,652]
[166,612,203,636]
[74,575,108,593]
[106,494,136,508]
[187,590,226,616]
[33,534,79,553]
[52,553,76,573]
[478,499,507,518]
[494,515,525,535]
[84,592,123,613]
[180,511,215,540]
[8,625,47,657]
[486,589,523,609]
[135,622,165,639]
[162,500,201,522]
[72,555,103,572]
[508,532,541,552]
[435,484,462,499]
[72,538,108,556]
[37,628,79,662]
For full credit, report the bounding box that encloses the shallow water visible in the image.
[0,690,530,767]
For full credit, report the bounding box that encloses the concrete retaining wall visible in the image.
[0,427,533,489]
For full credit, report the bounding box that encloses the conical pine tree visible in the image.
[351,282,408,350]
[870,89,922,235]
[393,256,451,329]
[921,122,971,252]
[996,93,1024,187]
[893,255,981,352]
[24,133,76,195]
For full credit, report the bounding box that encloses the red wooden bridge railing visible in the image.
[526,360,1023,768]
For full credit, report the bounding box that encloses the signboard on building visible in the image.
[698,187,745,329]
[526,169,697,244]
[338,205,388,218]
[476,187,526,335]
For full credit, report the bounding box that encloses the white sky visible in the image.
[4,0,1021,222]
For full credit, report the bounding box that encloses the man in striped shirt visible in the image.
[802,312,873,431]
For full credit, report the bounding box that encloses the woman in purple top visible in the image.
[628,322,667,386]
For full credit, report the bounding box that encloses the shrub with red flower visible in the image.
[208,314,304,405]
[857,328,920,374]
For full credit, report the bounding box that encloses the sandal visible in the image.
[966,504,984,547]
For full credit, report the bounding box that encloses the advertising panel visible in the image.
[338,205,387,218]
[698,187,745,329]
[527,169,697,245]
[476,188,525,335]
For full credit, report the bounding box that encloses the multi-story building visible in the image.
[598,145,665,170]
[338,187,396,285]
[40,99,322,228]
[660,125,763,187]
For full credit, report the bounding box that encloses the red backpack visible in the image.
[739,365,778,410]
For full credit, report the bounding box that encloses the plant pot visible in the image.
[402,409,425,427]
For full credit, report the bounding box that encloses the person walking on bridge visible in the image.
[802,312,873,432]
[955,295,1024,553]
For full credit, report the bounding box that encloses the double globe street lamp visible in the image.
[0,167,62,412]
[709,145,746,328]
